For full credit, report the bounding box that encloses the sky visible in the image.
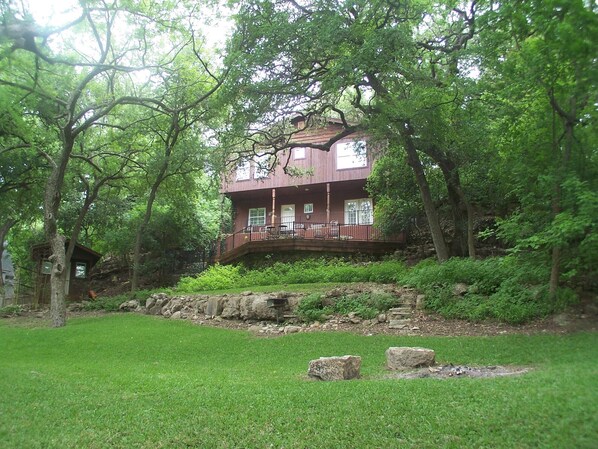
[22,0,232,52]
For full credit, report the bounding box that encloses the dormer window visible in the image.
[336,140,367,169]
[236,160,250,181]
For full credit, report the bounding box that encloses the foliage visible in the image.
[403,257,577,324]
[177,264,243,292]
[296,292,401,322]
[295,293,328,322]
[176,259,407,292]
[0,304,24,317]
[1,314,597,448]
[80,290,158,312]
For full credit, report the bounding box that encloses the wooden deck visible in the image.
[217,223,405,264]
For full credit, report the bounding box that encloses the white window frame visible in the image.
[304,203,314,214]
[336,140,367,170]
[75,262,87,279]
[254,154,270,179]
[248,207,266,227]
[294,147,306,160]
[344,198,373,225]
[236,160,250,181]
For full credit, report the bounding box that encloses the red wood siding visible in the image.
[229,180,370,232]
[222,123,373,194]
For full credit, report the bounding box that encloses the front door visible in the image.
[280,204,295,226]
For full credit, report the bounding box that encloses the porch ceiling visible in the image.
[225,179,366,201]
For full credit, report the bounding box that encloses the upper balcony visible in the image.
[221,120,373,194]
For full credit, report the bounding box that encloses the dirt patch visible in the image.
[383,364,531,379]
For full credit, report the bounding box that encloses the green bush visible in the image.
[175,259,407,292]
[295,293,331,322]
[295,292,402,322]
[402,256,576,324]
[0,304,25,317]
[177,264,242,292]
[81,289,158,312]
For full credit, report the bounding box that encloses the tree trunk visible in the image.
[44,137,73,327]
[422,145,474,258]
[0,219,17,294]
[402,134,449,262]
[49,233,68,327]
[130,180,162,293]
[467,202,476,259]
[130,115,181,293]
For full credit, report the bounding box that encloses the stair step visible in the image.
[388,319,411,329]
[388,307,412,314]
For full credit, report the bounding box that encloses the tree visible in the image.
[128,53,227,293]
[480,0,598,295]
[0,0,219,326]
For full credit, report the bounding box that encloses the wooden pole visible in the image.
[326,183,330,223]
[271,188,276,225]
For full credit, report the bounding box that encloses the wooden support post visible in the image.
[271,188,276,226]
[326,183,330,223]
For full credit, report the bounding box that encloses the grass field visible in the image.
[1,314,596,448]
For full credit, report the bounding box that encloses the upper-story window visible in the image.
[294,147,306,160]
[254,154,270,179]
[336,140,367,170]
[236,160,250,181]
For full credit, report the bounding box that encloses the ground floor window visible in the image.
[344,199,373,225]
[248,207,266,226]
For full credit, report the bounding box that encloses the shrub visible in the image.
[177,264,242,292]
[82,295,127,312]
[81,289,158,312]
[174,259,407,292]
[295,293,331,322]
[402,256,576,324]
[0,304,25,317]
[295,292,402,322]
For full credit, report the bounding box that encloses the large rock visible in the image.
[146,293,170,315]
[221,297,241,319]
[205,298,223,317]
[386,347,435,370]
[119,299,139,312]
[308,355,361,381]
[453,283,469,296]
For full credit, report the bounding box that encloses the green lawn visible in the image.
[1,314,596,448]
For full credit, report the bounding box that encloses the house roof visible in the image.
[31,240,103,263]
[290,114,357,127]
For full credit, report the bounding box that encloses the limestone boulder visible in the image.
[308,355,361,381]
[386,347,435,370]
[119,299,139,312]
[145,293,170,315]
[205,297,223,317]
[221,297,241,319]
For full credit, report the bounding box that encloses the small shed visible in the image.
[31,241,102,304]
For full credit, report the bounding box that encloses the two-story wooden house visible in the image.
[218,117,404,263]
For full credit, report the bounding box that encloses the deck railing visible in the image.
[220,221,403,255]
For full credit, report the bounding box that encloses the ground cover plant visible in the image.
[174,256,583,324]
[176,258,407,292]
[1,314,596,448]
[403,256,579,324]
[296,292,401,322]
[81,289,160,312]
